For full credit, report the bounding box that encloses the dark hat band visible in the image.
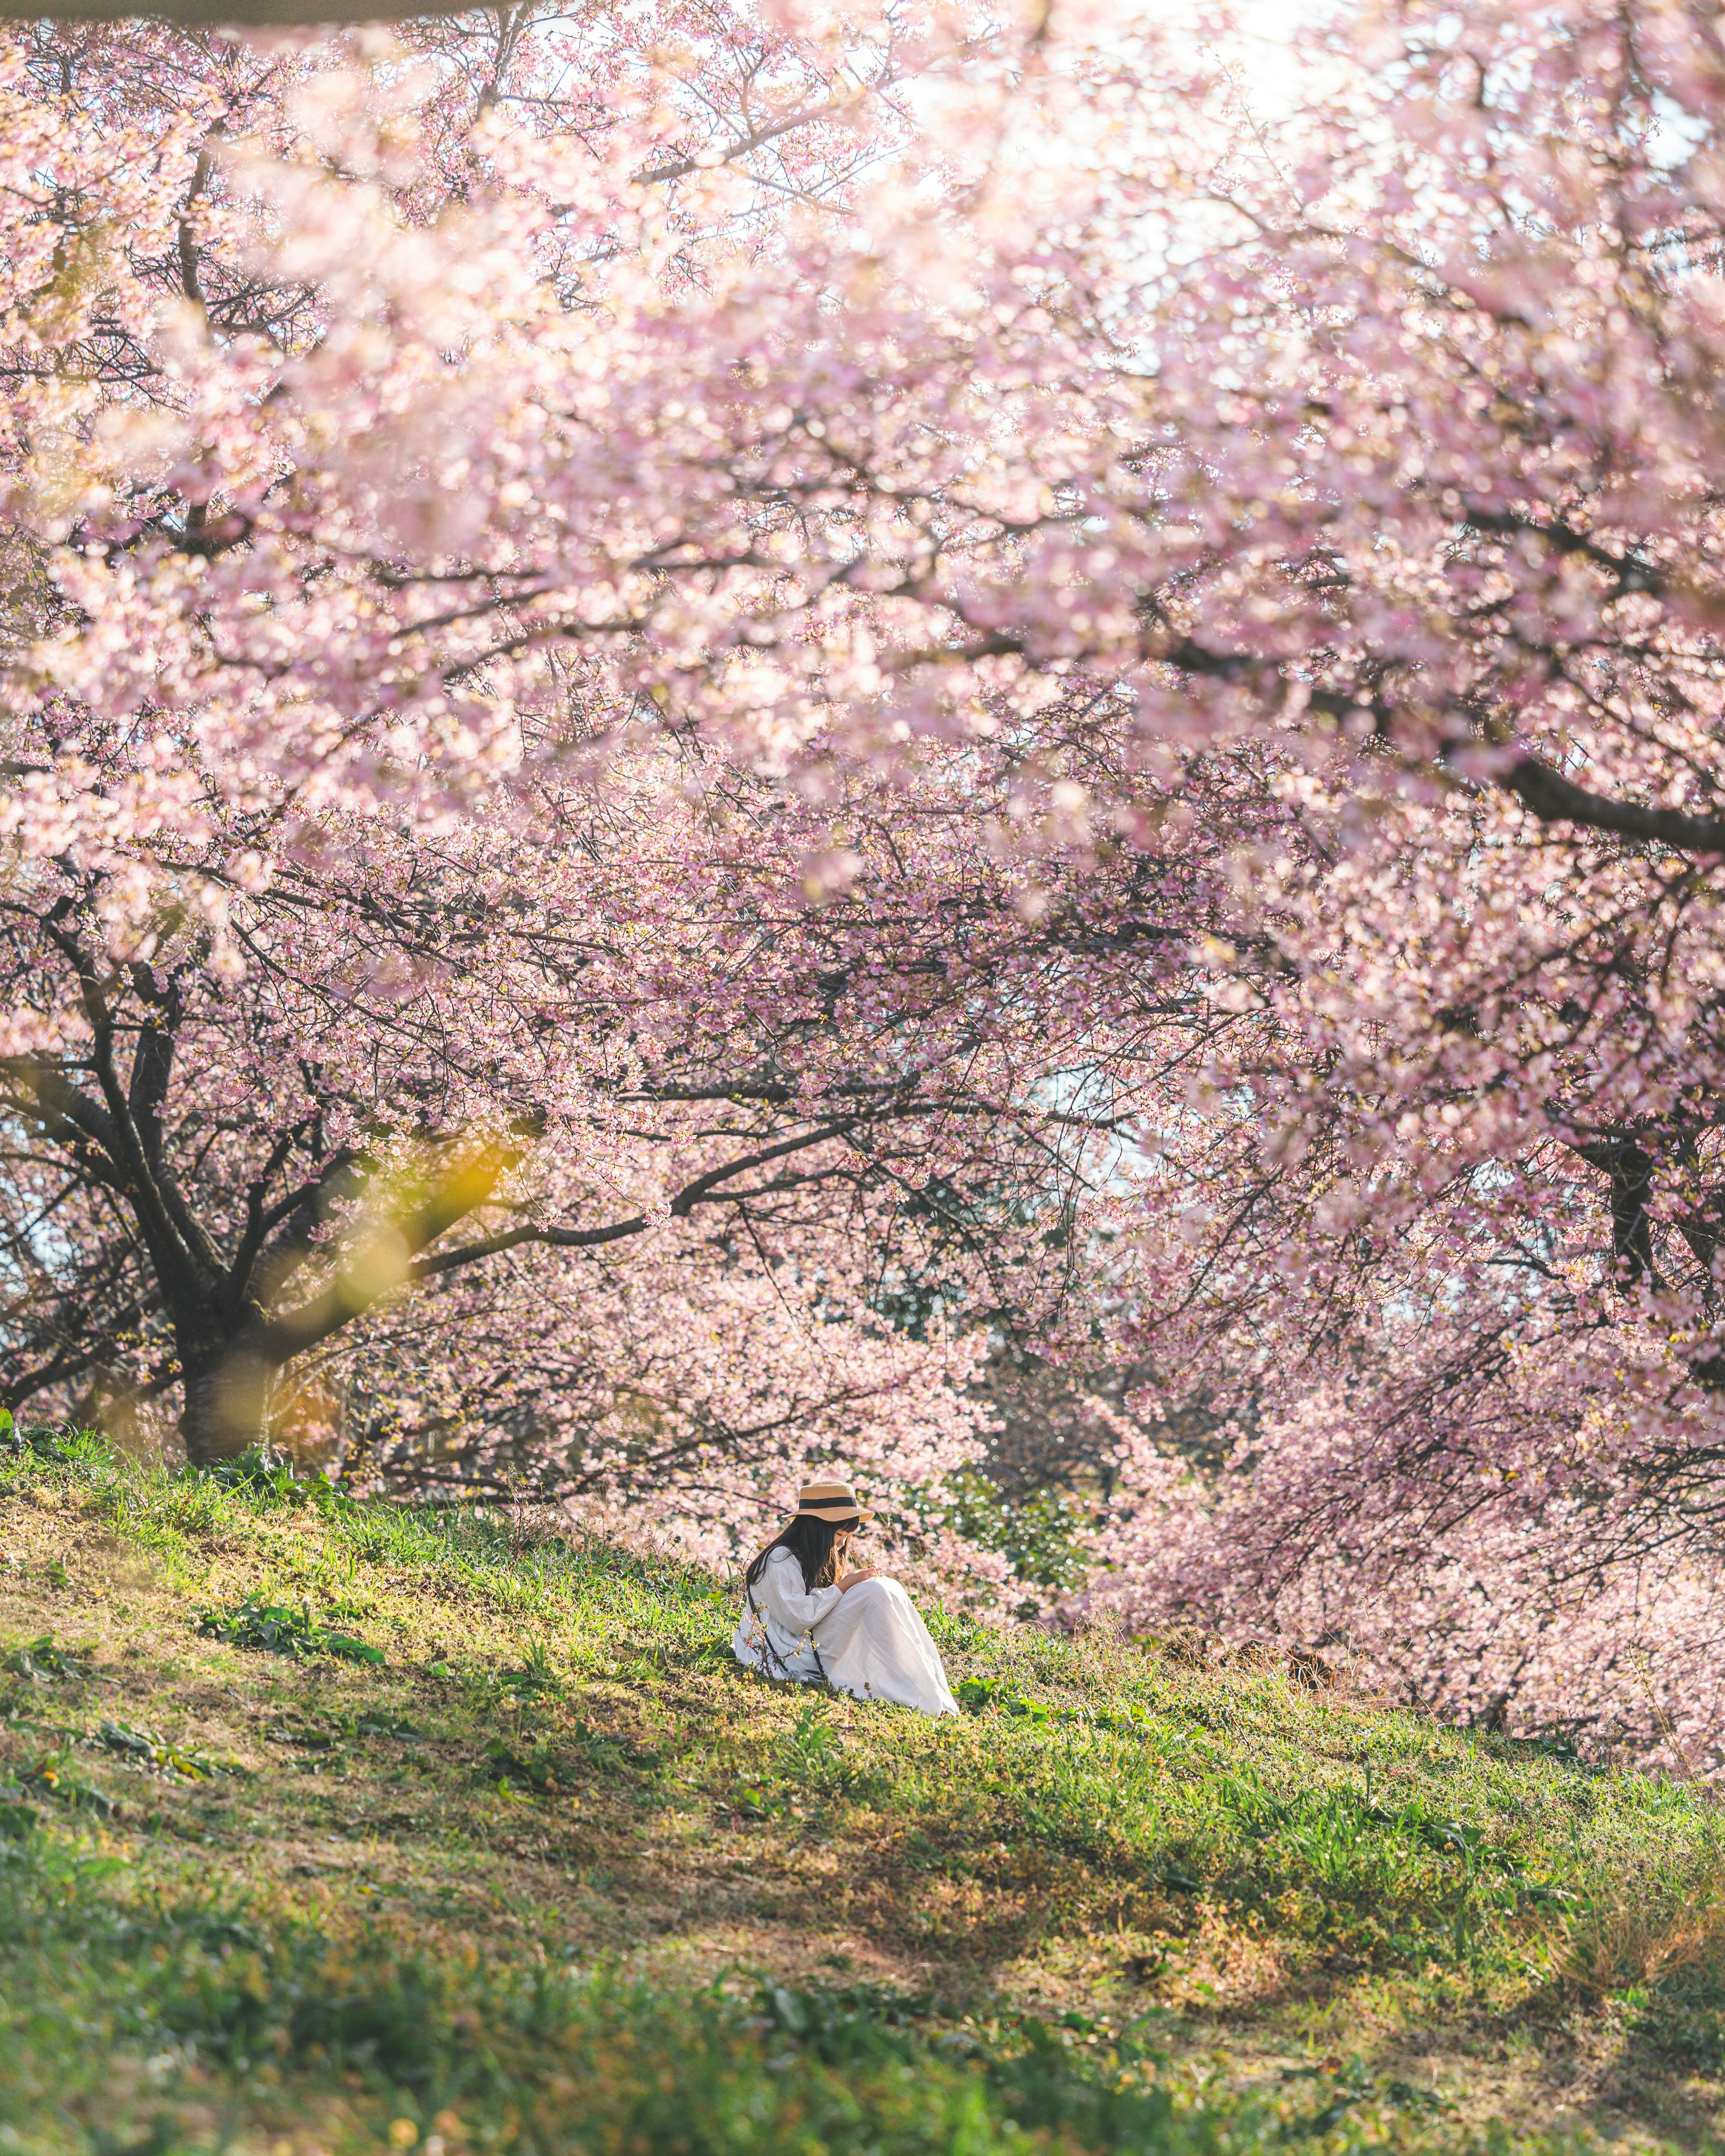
[792,1479,871,1524]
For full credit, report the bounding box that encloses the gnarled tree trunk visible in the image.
[178,1336,278,1467]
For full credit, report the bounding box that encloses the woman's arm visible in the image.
[759,1548,844,1628]
[838,1566,887,1591]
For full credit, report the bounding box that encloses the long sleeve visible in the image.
[756,1548,844,1633]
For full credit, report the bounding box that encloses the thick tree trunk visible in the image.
[180,1340,276,1467]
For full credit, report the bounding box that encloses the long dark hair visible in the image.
[745,1513,857,1594]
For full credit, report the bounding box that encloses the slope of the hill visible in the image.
[1,1435,1722,2155]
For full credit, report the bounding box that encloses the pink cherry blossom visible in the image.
[10,2,1725,1750]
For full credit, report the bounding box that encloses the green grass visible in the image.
[0,1436,1720,2152]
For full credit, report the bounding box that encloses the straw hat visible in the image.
[792,1478,872,1525]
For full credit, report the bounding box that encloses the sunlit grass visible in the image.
[0,1436,1720,2151]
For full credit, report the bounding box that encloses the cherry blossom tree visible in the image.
[16,0,1725,1736]
[0,762,1146,1504]
[1023,0,1725,1763]
[0,0,1207,1573]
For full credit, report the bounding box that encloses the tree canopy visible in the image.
[9,0,1725,1757]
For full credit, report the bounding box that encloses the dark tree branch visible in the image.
[1504,756,1725,856]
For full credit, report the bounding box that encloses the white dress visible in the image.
[732,1547,959,1718]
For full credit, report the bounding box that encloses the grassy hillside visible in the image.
[3,1436,1724,2154]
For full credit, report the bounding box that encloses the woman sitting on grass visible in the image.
[732,1479,958,1718]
